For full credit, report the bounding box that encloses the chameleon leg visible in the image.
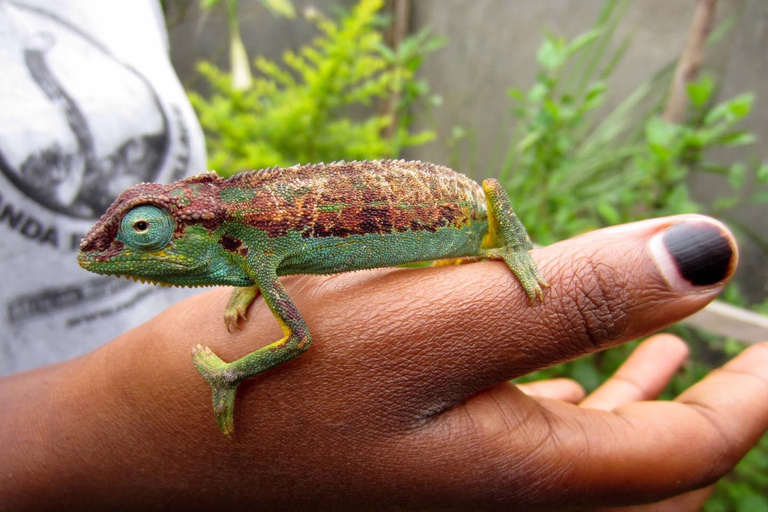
[481,178,549,302]
[224,285,261,332]
[191,270,311,436]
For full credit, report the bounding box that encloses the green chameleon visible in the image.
[78,160,547,435]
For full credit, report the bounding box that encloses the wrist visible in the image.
[0,357,102,508]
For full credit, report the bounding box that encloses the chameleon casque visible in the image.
[78,160,547,435]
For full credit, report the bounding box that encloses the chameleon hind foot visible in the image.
[481,178,549,302]
[483,247,548,302]
[191,344,241,436]
[500,247,549,302]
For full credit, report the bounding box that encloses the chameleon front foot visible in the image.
[191,344,241,436]
[224,285,261,331]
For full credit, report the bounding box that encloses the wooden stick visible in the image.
[683,300,768,344]
[382,0,410,139]
[663,0,718,123]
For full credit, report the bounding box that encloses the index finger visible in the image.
[399,215,737,406]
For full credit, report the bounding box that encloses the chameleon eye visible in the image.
[118,205,173,251]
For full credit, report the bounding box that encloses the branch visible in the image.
[662,0,718,123]
[382,0,410,140]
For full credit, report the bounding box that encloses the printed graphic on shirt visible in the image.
[0,2,195,330]
[0,3,170,220]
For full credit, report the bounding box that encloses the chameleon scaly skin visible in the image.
[78,160,548,435]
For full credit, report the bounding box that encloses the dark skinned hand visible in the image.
[3,214,767,511]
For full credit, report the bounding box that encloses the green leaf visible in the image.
[757,162,768,183]
[581,81,607,111]
[508,87,526,102]
[704,102,729,126]
[727,93,754,119]
[718,130,756,148]
[200,0,222,9]
[705,93,754,125]
[406,29,446,55]
[537,35,566,71]
[645,117,679,150]
[686,74,714,107]
[713,195,741,211]
[543,98,561,118]
[666,184,694,213]
[528,82,549,103]
[565,28,603,57]
[517,131,542,152]
[596,201,621,224]
[584,81,607,102]
[728,162,746,189]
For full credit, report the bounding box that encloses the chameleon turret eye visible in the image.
[118,205,173,251]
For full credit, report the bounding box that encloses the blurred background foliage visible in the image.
[164,0,767,508]
[187,0,443,174]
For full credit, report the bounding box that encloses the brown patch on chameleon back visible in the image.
[221,160,486,239]
[79,172,227,256]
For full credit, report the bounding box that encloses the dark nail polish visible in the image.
[662,221,735,287]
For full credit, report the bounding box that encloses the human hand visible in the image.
[518,333,721,511]
[4,214,767,511]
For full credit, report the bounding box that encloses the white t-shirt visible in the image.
[0,0,207,374]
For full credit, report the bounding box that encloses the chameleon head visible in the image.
[77,173,248,287]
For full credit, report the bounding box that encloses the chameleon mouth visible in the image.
[78,257,210,288]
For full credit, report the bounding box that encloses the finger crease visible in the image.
[678,399,735,466]
[716,367,768,389]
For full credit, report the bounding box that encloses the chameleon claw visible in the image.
[224,308,247,332]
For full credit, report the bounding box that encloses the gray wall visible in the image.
[167,0,768,303]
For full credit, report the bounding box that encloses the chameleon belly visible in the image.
[276,222,490,276]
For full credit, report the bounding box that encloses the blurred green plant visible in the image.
[189,0,443,175]
[450,0,767,248]
[198,0,297,89]
[476,1,768,509]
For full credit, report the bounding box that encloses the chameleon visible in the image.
[77,160,548,435]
